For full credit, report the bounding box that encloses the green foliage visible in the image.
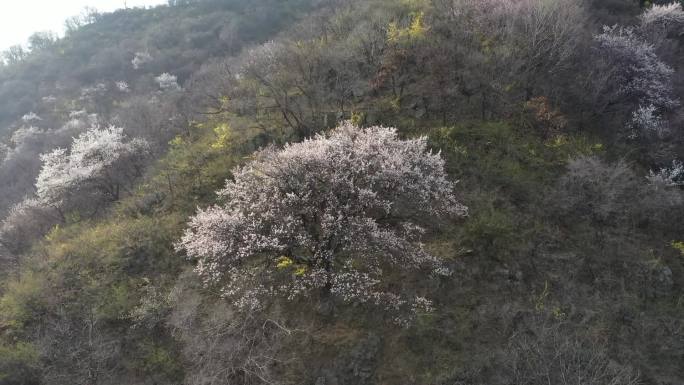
[134,338,184,381]
[211,123,233,150]
[387,11,426,43]
[461,199,520,259]
[672,241,684,257]
[0,272,47,333]
[148,117,266,213]
[0,342,39,385]
[431,122,601,204]
[0,109,277,383]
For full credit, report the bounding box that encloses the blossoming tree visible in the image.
[594,25,677,111]
[593,2,683,137]
[177,122,466,318]
[640,2,684,41]
[36,126,149,212]
[155,73,181,91]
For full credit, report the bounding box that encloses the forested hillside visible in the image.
[0,0,683,384]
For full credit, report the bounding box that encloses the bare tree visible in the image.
[38,306,122,385]
[168,273,299,385]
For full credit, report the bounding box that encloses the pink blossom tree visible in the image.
[177,122,466,319]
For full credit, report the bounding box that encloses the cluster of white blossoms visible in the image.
[63,110,99,132]
[177,122,466,320]
[36,126,149,208]
[21,112,42,123]
[594,25,677,110]
[640,2,684,30]
[115,81,130,92]
[155,73,181,91]
[627,104,669,138]
[595,3,683,139]
[241,40,283,79]
[41,95,57,104]
[648,160,684,187]
[132,51,153,70]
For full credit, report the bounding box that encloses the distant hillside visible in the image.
[0,0,317,218]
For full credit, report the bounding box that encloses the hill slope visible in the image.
[0,0,683,384]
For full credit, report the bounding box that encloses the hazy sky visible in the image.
[0,0,168,51]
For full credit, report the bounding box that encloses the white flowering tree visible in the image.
[648,159,684,186]
[627,104,669,138]
[155,73,181,91]
[640,2,684,41]
[593,3,682,138]
[177,122,466,319]
[594,26,677,111]
[641,2,684,25]
[115,81,130,92]
[21,112,42,123]
[36,126,149,212]
[132,51,153,70]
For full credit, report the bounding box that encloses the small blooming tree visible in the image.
[115,81,130,92]
[594,26,677,110]
[647,159,684,186]
[132,51,153,70]
[627,104,668,138]
[21,112,41,123]
[177,122,466,319]
[593,3,682,138]
[155,73,181,91]
[36,126,150,212]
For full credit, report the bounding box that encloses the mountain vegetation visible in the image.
[0,0,682,384]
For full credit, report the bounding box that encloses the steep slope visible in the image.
[0,1,683,385]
